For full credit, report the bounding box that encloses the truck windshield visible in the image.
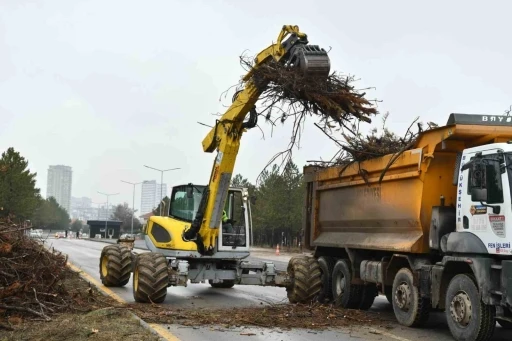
[169,185,206,222]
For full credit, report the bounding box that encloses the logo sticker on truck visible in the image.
[489,215,506,238]
[470,205,487,215]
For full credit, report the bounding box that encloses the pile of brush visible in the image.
[0,219,97,324]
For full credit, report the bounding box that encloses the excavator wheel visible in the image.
[132,252,169,303]
[286,255,322,304]
[209,280,235,288]
[99,244,132,287]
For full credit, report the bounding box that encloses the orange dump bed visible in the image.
[303,114,512,254]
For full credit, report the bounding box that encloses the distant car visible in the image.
[29,230,42,238]
[55,232,66,238]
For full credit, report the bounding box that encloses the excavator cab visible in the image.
[169,184,252,252]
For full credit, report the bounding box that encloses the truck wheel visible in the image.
[317,256,335,303]
[209,280,235,288]
[99,244,132,287]
[445,274,496,341]
[331,259,362,309]
[392,268,429,327]
[133,253,169,303]
[359,283,378,310]
[286,255,322,304]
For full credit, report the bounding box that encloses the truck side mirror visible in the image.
[471,188,488,202]
[186,185,194,198]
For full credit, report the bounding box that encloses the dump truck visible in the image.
[287,113,512,341]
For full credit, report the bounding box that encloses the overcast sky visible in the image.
[1,0,511,214]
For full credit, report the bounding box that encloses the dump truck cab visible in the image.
[454,143,512,255]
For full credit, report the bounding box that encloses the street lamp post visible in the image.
[121,180,142,236]
[143,165,180,216]
[97,191,119,239]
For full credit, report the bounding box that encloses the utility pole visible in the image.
[143,165,180,216]
[121,180,142,236]
[97,191,119,239]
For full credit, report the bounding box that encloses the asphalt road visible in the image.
[45,238,511,341]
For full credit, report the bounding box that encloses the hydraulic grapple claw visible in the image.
[288,44,331,79]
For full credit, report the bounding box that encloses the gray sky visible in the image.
[1,0,511,214]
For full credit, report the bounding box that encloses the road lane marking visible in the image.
[66,259,182,341]
[148,324,181,341]
[366,327,414,341]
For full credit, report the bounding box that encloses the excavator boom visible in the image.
[183,25,330,254]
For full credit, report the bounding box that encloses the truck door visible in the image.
[459,149,512,255]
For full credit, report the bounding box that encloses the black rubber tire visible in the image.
[384,285,393,304]
[392,268,430,328]
[286,255,322,304]
[132,253,169,303]
[331,259,362,309]
[209,280,235,288]
[497,319,512,329]
[99,244,132,287]
[359,283,378,310]
[317,256,335,304]
[445,274,496,341]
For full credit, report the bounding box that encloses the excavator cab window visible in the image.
[169,184,206,222]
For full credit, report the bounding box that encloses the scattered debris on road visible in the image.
[129,300,390,330]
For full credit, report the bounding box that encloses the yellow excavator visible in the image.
[98,25,330,303]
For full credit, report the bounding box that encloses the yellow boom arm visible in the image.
[182,25,330,254]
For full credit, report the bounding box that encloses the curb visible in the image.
[65,260,180,341]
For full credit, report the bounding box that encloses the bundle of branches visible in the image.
[235,54,379,175]
[241,55,378,126]
[0,220,104,324]
[308,113,439,169]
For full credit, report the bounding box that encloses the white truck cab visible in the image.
[458,143,512,255]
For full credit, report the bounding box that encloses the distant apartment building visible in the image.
[140,180,167,215]
[46,165,73,213]
[70,196,93,220]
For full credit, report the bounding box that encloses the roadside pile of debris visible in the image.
[0,219,114,330]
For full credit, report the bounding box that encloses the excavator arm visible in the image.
[182,25,330,254]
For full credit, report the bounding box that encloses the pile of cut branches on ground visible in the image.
[0,219,113,329]
[129,301,388,330]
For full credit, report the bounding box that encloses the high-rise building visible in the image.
[46,165,73,213]
[70,197,93,220]
[140,180,167,215]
